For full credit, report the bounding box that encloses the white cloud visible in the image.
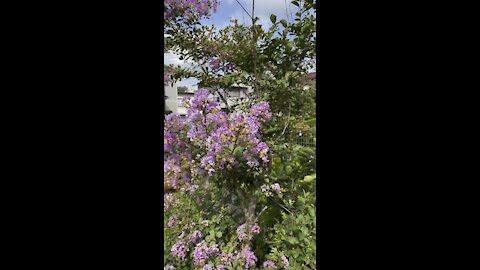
[225,9,272,31]
[243,0,296,18]
[177,77,200,87]
[164,52,184,66]
[164,52,200,87]
[164,51,197,69]
[229,9,249,25]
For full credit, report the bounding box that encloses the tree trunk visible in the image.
[237,189,257,251]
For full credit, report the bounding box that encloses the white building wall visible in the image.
[165,82,178,113]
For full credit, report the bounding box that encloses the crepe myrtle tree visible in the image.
[163,91,317,269]
[164,90,281,268]
[163,1,317,269]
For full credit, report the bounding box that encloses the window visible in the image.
[227,87,243,97]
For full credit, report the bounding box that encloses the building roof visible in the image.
[178,92,195,96]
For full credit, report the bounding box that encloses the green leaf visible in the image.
[205,235,213,242]
[216,231,222,238]
[270,14,277,24]
[292,1,300,7]
[302,24,310,34]
[280,19,288,28]
[296,215,304,224]
[302,173,316,183]
[304,118,316,125]
[286,42,293,52]
[287,236,297,244]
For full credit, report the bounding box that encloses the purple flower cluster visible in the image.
[164,88,272,195]
[167,215,177,227]
[185,183,199,192]
[207,243,219,255]
[202,265,214,270]
[209,57,237,73]
[164,113,192,193]
[236,223,261,241]
[164,0,218,22]
[187,230,203,244]
[193,241,220,266]
[250,101,272,121]
[281,256,289,268]
[219,252,235,268]
[240,247,257,269]
[171,240,189,260]
[193,242,207,266]
[263,260,276,268]
[164,74,172,86]
[250,224,260,235]
[164,193,173,211]
[271,183,281,194]
[236,223,248,240]
[260,183,282,195]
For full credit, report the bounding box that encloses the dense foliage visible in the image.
[164,1,316,269]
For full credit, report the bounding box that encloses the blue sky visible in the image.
[165,0,299,86]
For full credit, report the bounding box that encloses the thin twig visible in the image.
[230,130,240,155]
[254,206,268,223]
[273,103,292,145]
[234,0,253,20]
[268,196,293,215]
[241,87,253,102]
[281,103,292,135]
[280,204,293,215]
[215,87,231,112]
